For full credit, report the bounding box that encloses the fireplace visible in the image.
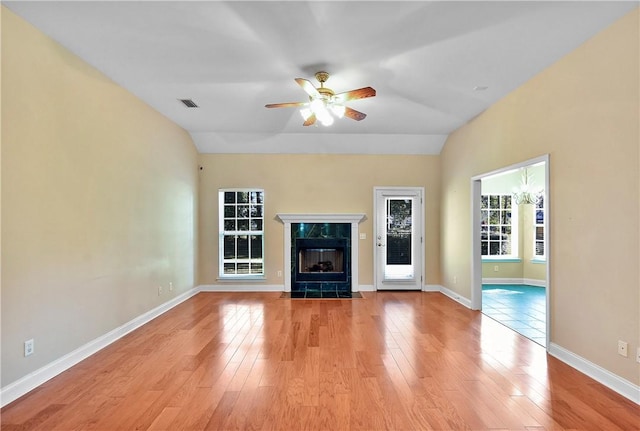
[296,238,347,282]
[276,214,365,298]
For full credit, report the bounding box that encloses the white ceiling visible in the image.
[5,1,637,154]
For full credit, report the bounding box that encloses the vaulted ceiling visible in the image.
[5,1,636,154]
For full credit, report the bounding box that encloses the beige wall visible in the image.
[1,8,198,386]
[441,8,639,384]
[198,154,441,287]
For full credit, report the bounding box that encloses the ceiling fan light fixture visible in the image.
[320,115,334,127]
[330,104,345,118]
[267,71,375,127]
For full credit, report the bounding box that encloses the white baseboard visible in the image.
[482,277,547,287]
[423,284,441,292]
[358,284,375,291]
[549,343,640,405]
[439,285,472,308]
[0,287,200,408]
[199,284,284,292]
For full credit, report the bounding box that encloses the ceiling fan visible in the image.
[265,71,376,127]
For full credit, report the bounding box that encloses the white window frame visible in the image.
[533,193,546,260]
[480,194,519,259]
[218,188,265,279]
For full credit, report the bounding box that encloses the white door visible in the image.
[374,188,423,290]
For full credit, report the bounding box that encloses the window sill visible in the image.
[531,258,546,264]
[216,276,267,283]
[481,257,522,263]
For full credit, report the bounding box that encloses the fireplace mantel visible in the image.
[276,213,366,224]
[276,213,366,293]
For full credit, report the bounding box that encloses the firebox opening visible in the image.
[299,248,344,274]
[295,238,348,283]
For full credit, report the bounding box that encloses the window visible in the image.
[481,194,518,257]
[534,194,545,258]
[219,189,264,278]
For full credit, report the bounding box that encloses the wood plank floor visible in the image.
[2,291,638,430]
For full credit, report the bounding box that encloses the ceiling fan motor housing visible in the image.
[315,71,330,84]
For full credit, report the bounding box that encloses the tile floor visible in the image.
[482,284,546,346]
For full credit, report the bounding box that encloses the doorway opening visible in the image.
[471,156,549,347]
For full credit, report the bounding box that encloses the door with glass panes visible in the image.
[374,188,423,290]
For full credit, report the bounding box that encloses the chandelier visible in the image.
[513,168,540,205]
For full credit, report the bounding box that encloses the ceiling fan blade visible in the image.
[344,107,367,121]
[303,114,316,126]
[265,102,307,108]
[295,78,320,98]
[333,87,376,103]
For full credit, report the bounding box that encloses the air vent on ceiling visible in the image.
[179,99,198,108]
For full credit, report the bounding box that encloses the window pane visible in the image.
[237,192,249,203]
[501,242,511,255]
[501,195,511,209]
[490,226,500,240]
[237,205,249,218]
[224,220,235,231]
[536,226,544,241]
[251,263,263,274]
[537,196,544,209]
[250,191,263,204]
[238,219,249,231]
[481,211,488,225]
[501,211,511,225]
[536,210,544,224]
[502,226,511,236]
[237,263,250,274]
[489,196,500,208]
[251,235,262,259]
[224,263,236,274]
[489,210,500,225]
[251,219,263,231]
[224,236,235,259]
[481,241,488,255]
[224,192,236,204]
[237,236,249,259]
[489,242,500,255]
[388,199,412,233]
[481,226,488,240]
[481,196,488,209]
[250,205,263,217]
[224,205,235,218]
[387,233,411,264]
[536,242,545,255]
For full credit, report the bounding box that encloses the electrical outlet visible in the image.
[24,339,34,357]
[494,265,499,272]
[277,270,282,278]
[636,347,640,363]
[617,340,628,357]
[359,233,366,240]
[158,285,163,296]
[169,282,173,292]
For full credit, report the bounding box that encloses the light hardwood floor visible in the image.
[1,291,638,430]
